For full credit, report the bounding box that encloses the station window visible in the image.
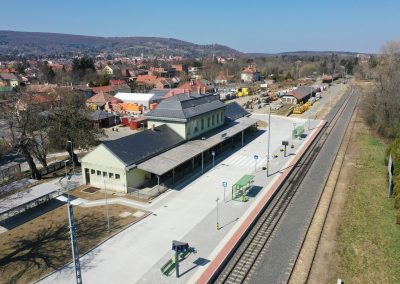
[103,171,107,177]
[201,118,204,130]
[97,170,101,176]
[212,115,215,125]
[207,117,210,127]
[221,112,224,122]
[216,113,219,123]
[109,173,114,179]
[115,174,120,179]
[91,169,95,174]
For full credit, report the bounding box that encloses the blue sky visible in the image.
[1,0,399,53]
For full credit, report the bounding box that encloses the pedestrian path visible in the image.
[223,154,267,169]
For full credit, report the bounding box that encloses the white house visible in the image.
[114,92,157,109]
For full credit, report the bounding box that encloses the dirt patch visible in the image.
[69,186,150,204]
[0,203,149,283]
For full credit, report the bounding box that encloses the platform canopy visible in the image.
[233,174,255,188]
[137,117,258,176]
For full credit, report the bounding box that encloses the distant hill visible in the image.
[0,30,243,58]
[247,51,362,58]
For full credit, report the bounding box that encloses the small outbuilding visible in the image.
[89,110,116,128]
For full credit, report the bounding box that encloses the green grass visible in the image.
[335,127,400,284]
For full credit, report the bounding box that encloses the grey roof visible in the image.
[224,101,250,121]
[198,79,215,89]
[290,86,313,100]
[137,116,258,175]
[103,124,184,166]
[145,93,225,121]
[89,110,115,121]
[149,88,170,101]
[0,73,19,81]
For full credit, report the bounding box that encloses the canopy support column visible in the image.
[201,152,204,173]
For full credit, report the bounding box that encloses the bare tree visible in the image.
[362,41,400,139]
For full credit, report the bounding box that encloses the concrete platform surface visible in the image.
[38,115,322,284]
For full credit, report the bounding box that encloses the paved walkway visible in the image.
[39,115,322,284]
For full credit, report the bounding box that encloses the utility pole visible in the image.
[103,177,110,232]
[67,197,83,284]
[267,105,271,177]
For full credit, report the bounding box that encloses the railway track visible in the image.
[288,90,361,283]
[214,87,356,284]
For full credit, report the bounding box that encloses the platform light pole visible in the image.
[267,105,271,177]
[216,197,220,230]
[212,151,215,168]
[64,160,68,179]
[102,177,110,233]
[67,140,74,175]
[67,197,83,284]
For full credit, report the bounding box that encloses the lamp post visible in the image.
[102,177,110,233]
[266,105,271,177]
[216,197,220,230]
[64,160,68,179]
[211,151,215,168]
[67,140,74,175]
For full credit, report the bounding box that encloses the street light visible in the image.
[67,140,74,175]
[266,105,271,177]
[102,177,110,232]
[64,160,68,179]
[212,151,215,168]
[216,197,220,230]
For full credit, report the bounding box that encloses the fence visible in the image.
[128,184,168,200]
[39,159,71,176]
[0,162,22,183]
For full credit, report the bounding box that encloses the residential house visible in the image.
[214,73,228,85]
[179,79,215,94]
[0,73,19,88]
[102,65,121,77]
[241,65,261,83]
[16,93,61,111]
[86,91,121,110]
[91,84,131,96]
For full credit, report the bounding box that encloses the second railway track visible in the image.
[214,87,357,284]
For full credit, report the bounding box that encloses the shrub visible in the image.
[394,194,400,210]
[397,210,400,225]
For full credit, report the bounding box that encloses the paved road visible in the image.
[249,88,358,283]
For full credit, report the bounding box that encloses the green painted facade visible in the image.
[147,109,225,140]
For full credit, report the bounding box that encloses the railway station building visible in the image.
[81,94,258,193]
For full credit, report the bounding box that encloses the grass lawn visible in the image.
[335,124,400,283]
